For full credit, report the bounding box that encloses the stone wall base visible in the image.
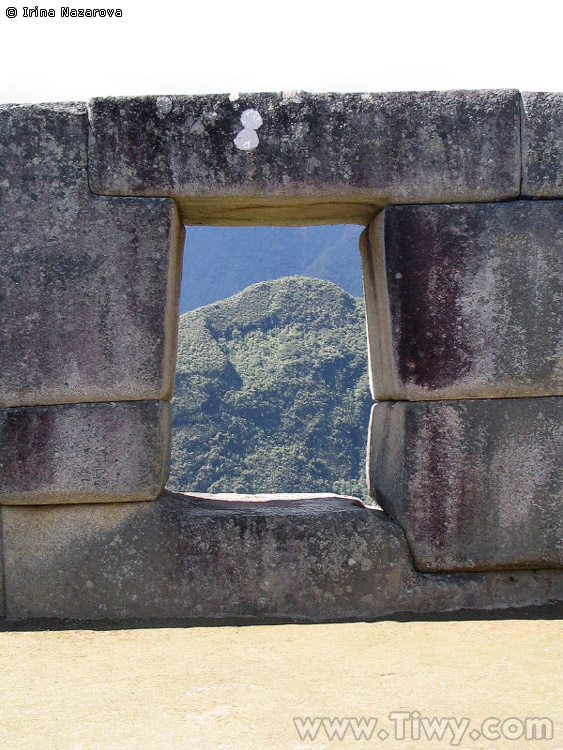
[1,491,561,622]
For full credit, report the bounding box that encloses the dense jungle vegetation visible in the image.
[168,276,371,500]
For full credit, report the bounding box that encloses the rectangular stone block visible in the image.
[0,400,170,505]
[0,103,183,408]
[2,491,412,620]
[88,91,520,225]
[361,201,563,400]
[521,92,563,197]
[368,398,563,572]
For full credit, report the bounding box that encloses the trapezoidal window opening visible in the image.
[166,224,373,502]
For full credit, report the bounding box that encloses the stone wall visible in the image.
[1,91,562,621]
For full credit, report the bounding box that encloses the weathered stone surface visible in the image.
[2,491,412,620]
[0,103,183,408]
[521,92,563,197]
[3,491,563,621]
[368,398,563,572]
[0,401,170,505]
[361,202,563,400]
[88,91,521,225]
[0,510,4,618]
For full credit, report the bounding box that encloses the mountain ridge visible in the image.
[169,276,372,500]
[180,224,364,312]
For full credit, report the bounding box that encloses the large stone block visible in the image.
[368,398,563,572]
[521,92,563,197]
[1,491,413,620]
[0,103,183,408]
[0,400,170,505]
[88,91,520,225]
[361,201,563,400]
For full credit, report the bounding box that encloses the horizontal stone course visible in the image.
[521,92,563,197]
[2,491,562,621]
[362,201,563,400]
[368,398,563,572]
[88,90,521,224]
[0,102,183,408]
[0,400,170,505]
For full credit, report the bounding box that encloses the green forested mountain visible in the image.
[168,276,372,500]
[180,225,364,311]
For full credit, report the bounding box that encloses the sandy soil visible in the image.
[1,611,562,750]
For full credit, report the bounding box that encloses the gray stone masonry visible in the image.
[0,103,183,409]
[361,201,563,400]
[88,90,521,225]
[3,491,562,621]
[1,90,563,621]
[0,401,170,505]
[522,92,563,197]
[0,511,4,618]
[368,398,563,573]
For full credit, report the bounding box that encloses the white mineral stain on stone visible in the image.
[241,109,263,129]
[234,129,259,151]
[229,92,240,102]
[234,109,263,151]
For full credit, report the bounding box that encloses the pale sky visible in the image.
[0,0,562,105]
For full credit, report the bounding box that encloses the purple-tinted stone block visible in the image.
[0,103,183,408]
[361,201,563,400]
[0,400,170,505]
[368,398,563,572]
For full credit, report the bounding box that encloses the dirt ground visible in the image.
[1,609,562,750]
